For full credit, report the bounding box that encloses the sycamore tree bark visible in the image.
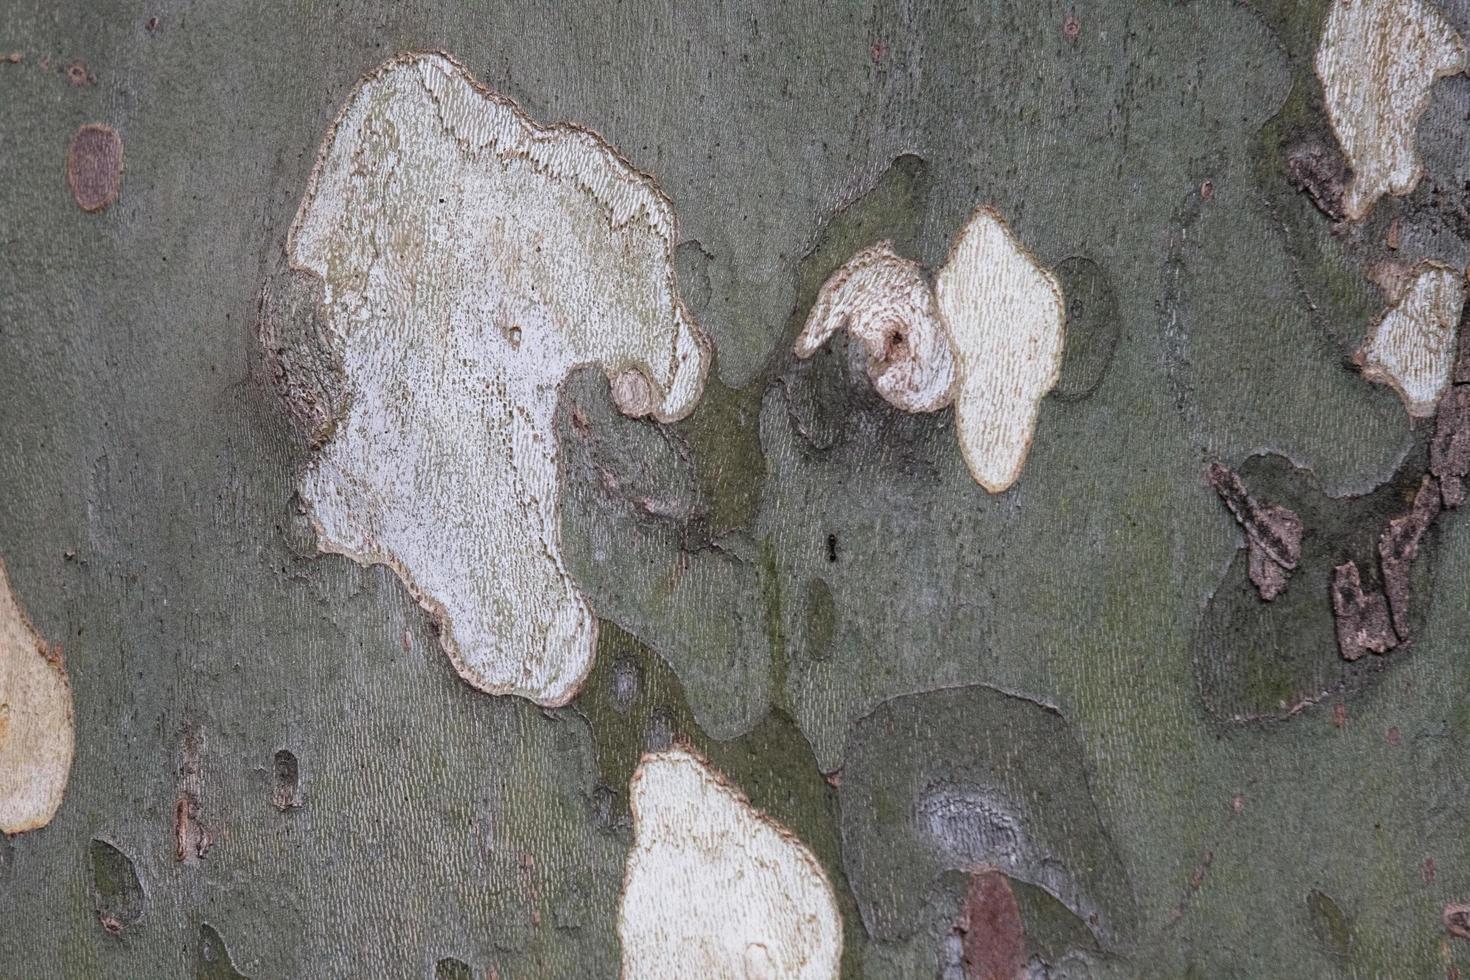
[5,1,1470,977]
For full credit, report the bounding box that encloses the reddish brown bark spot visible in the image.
[1424,857,1438,884]
[1189,850,1214,890]
[66,124,123,213]
[66,60,92,86]
[1387,726,1403,746]
[1062,14,1081,41]
[959,871,1026,980]
[1200,179,1214,201]
[1332,702,1348,728]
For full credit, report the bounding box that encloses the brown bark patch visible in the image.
[66,124,123,213]
[1207,462,1302,600]
[1331,561,1397,661]
[1444,903,1470,941]
[1379,476,1441,639]
[959,871,1027,980]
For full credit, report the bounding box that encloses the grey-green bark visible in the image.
[4,0,1470,976]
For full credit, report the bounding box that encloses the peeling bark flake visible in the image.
[1378,476,1440,640]
[1285,141,1348,222]
[1431,387,1470,507]
[0,559,74,834]
[283,53,710,706]
[618,748,842,979]
[1206,463,1302,601]
[1330,561,1397,661]
[795,207,1064,493]
[1315,0,1466,221]
[1355,263,1467,417]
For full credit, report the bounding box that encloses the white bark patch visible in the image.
[794,242,956,412]
[936,208,1067,493]
[287,53,709,705]
[795,208,1064,493]
[1356,262,1467,416]
[1315,0,1466,221]
[0,560,74,834]
[619,748,842,979]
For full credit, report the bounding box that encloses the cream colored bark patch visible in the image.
[795,207,1064,492]
[795,242,956,412]
[936,208,1066,492]
[1315,0,1466,221]
[288,53,709,706]
[619,748,842,979]
[0,560,74,834]
[1356,262,1467,416]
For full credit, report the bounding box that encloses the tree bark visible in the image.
[4,0,1470,977]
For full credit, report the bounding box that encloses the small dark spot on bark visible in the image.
[882,328,909,363]
[66,123,123,213]
[66,60,93,86]
[826,533,838,563]
[645,706,674,752]
[591,783,618,828]
[1307,889,1354,961]
[1445,903,1470,941]
[1331,561,1397,661]
[1285,141,1348,222]
[1062,14,1081,41]
[146,16,159,31]
[1200,179,1214,201]
[957,871,1027,980]
[434,957,474,980]
[90,839,145,935]
[610,655,640,713]
[1332,702,1348,728]
[1207,462,1302,601]
[271,749,301,811]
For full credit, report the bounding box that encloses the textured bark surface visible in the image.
[6,0,1470,977]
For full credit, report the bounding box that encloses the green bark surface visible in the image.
[4,0,1470,976]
